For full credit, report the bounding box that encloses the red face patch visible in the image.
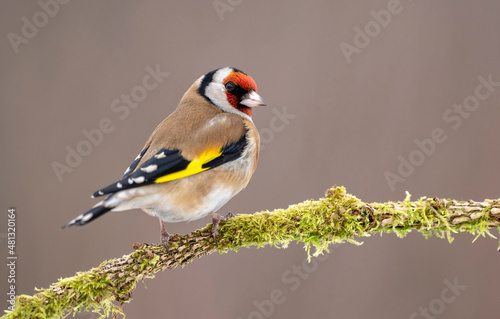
[223,71,258,116]
[223,71,258,92]
[237,105,252,116]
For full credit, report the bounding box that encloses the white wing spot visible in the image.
[141,164,158,173]
[98,190,104,196]
[132,176,145,184]
[128,178,133,184]
[124,167,130,174]
[81,213,93,222]
[135,153,142,160]
[155,152,166,159]
[116,182,123,189]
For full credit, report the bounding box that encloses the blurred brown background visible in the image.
[1,1,500,318]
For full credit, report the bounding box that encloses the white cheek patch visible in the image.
[205,81,232,111]
[204,67,232,110]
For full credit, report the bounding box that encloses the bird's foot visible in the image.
[209,212,235,245]
[160,219,171,251]
[160,231,171,250]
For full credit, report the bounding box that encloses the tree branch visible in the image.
[4,187,500,319]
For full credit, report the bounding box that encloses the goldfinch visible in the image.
[64,67,266,246]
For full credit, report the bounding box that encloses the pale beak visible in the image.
[240,90,267,107]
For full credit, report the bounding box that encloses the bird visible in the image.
[63,67,266,246]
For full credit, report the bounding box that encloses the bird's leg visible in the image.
[159,219,170,249]
[208,212,235,245]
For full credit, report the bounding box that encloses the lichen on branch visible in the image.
[3,186,500,319]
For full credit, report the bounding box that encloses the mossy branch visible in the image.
[4,186,500,319]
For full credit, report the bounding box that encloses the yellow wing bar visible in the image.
[154,147,222,184]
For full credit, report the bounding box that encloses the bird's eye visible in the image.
[225,81,236,92]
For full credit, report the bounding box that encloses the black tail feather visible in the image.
[62,205,113,229]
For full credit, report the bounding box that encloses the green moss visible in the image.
[217,186,499,258]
